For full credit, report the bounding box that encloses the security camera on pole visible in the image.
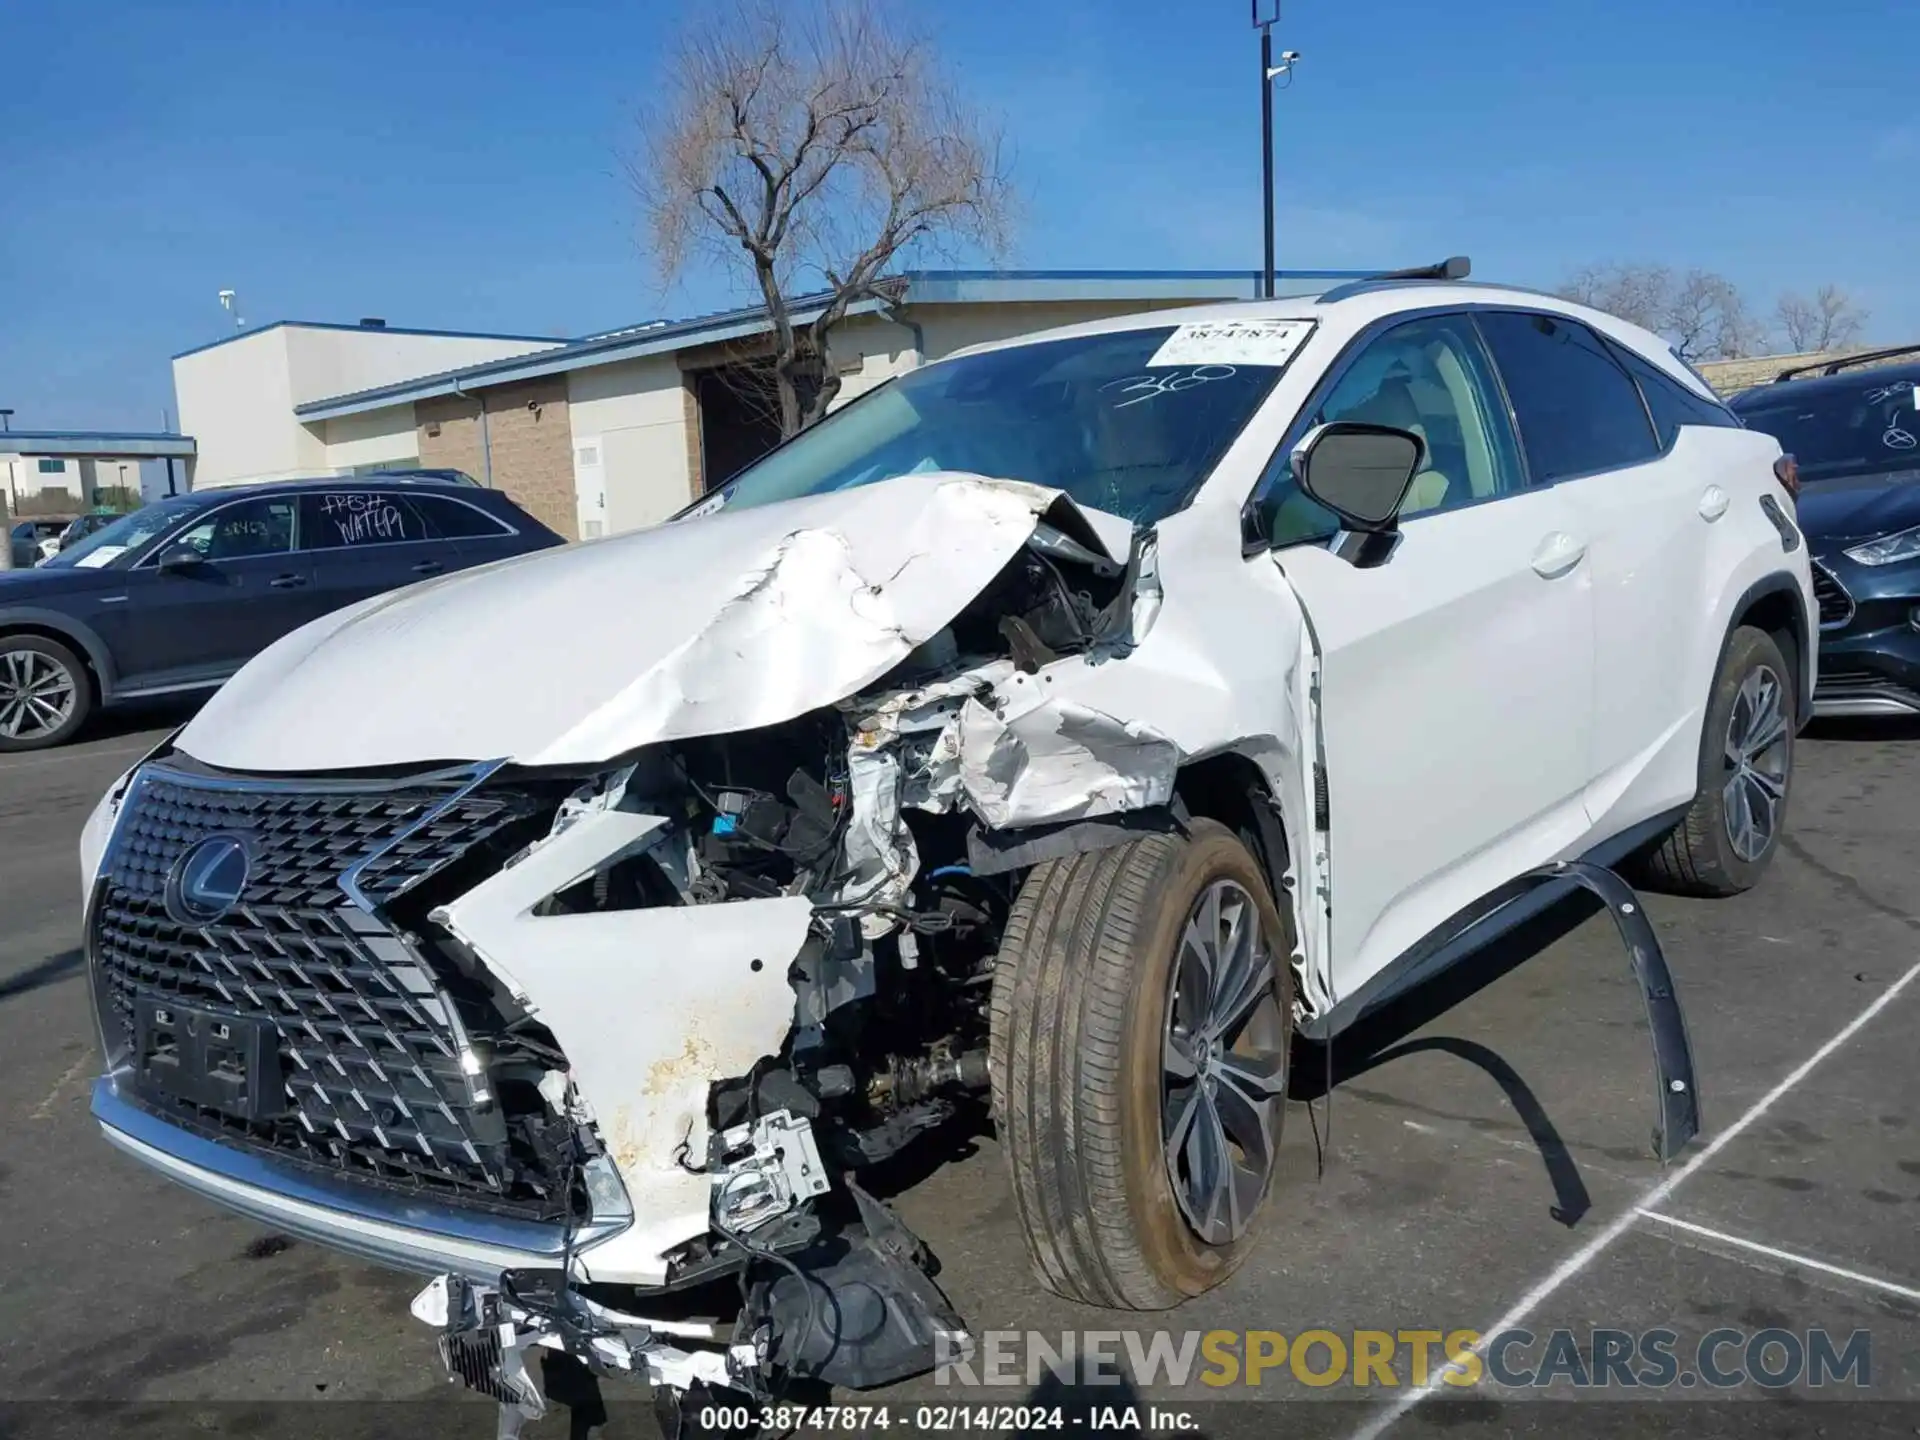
[1251,3,1301,300]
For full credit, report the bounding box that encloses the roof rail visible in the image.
[1317,256,1472,304]
[1773,342,1920,382]
[1371,255,1472,282]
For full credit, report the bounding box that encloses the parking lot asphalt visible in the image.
[1,709,1915,1439]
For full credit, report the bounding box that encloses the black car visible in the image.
[55,511,121,552]
[8,517,70,568]
[0,478,562,750]
[1730,346,1920,719]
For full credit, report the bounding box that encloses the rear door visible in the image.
[405,492,540,570]
[110,495,314,688]
[1476,311,1731,831]
[1256,311,1598,1000]
[299,489,450,615]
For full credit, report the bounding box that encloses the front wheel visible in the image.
[1630,625,1795,896]
[989,821,1294,1310]
[0,634,93,752]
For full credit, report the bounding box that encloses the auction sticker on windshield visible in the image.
[1149,318,1314,369]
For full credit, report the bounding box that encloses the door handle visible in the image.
[1698,485,1730,522]
[411,560,444,576]
[1531,531,1587,579]
[269,574,307,589]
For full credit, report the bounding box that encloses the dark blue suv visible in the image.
[0,477,561,749]
[1731,347,1920,718]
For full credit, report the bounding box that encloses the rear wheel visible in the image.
[1630,625,1794,896]
[0,634,92,751]
[989,821,1294,1309]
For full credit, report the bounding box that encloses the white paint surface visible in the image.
[174,473,1083,772]
[433,806,809,1284]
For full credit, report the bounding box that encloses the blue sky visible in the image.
[2,0,1912,431]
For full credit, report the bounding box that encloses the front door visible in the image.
[111,495,315,689]
[1255,312,1598,1000]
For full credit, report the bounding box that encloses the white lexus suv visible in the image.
[79,276,1811,1417]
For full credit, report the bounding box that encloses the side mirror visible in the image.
[156,543,205,573]
[1290,422,1424,533]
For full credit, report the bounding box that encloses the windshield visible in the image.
[1734,371,1920,482]
[704,321,1312,526]
[41,494,201,569]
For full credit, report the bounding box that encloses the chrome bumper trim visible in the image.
[1813,694,1920,718]
[92,1075,628,1282]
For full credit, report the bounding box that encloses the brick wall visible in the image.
[417,376,577,539]
[416,392,486,478]
[1696,348,1871,396]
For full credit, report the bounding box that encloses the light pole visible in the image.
[1252,4,1300,300]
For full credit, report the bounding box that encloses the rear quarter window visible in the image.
[1476,311,1661,482]
[1606,342,1741,448]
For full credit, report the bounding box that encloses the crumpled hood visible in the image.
[178,472,1116,773]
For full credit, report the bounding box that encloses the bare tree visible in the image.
[1559,262,1671,333]
[1557,262,1760,361]
[1776,285,1869,353]
[631,0,1012,436]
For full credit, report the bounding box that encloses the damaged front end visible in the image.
[85,476,1173,1420]
[411,499,1155,1411]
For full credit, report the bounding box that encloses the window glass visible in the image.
[707,324,1309,526]
[300,492,425,549]
[36,459,66,475]
[1476,312,1659,482]
[1257,314,1525,545]
[410,495,511,539]
[173,498,296,560]
[1732,371,1920,482]
[42,493,199,569]
[1607,342,1740,447]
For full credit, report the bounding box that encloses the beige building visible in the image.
[0,433,193,517]
[171,270,1361,540]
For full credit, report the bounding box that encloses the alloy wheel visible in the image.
[1161,879,1288,1246]
[1722,664,1790,863]
[0,649,79,742]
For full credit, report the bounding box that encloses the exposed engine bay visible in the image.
[383,504,1169,1423]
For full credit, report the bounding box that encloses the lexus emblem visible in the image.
[167,835,252,924]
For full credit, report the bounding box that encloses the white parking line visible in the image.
[0,739,155,775]
[1346,956,1920,1440]
[1636,1209,1920,1304]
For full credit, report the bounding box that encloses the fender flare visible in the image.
[1714,571,1812,724]
[0,605,120,701]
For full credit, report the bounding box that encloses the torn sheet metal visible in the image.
[173,472,1114,774]
[954,684,1180,829]
[431,806,810,1286]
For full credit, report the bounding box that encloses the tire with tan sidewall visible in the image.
[988,820,1294,1310]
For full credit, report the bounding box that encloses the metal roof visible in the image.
[291,268,1375,424]
[0,431,196,459]
[172,318,569,362]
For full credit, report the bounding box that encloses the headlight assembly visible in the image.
[1843,524,1920,567]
